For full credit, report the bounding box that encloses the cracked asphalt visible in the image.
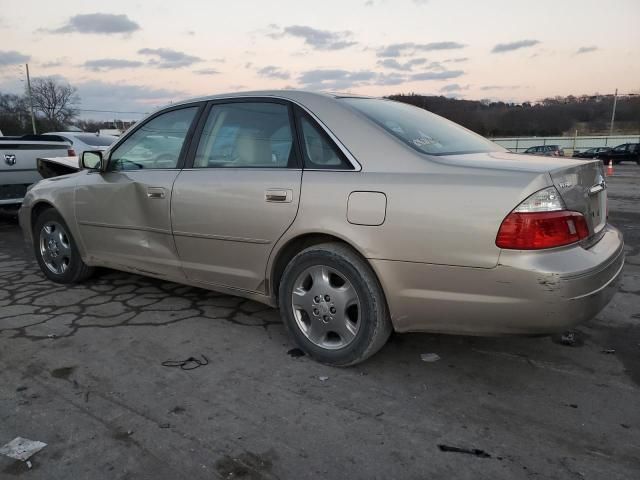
[1,165,639,479]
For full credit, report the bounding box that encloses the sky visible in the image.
[0,0,638,120]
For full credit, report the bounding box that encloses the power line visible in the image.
[76,108,148,115]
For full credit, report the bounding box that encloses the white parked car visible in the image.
[44,132,118,157]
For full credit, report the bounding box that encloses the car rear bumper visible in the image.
[372,225,624,335]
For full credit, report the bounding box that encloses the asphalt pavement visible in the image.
[1,164,639,479]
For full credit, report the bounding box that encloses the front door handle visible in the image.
[265,189,293,203]
[147,187,166,199]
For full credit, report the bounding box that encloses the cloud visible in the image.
[443,57,468,63]
[50,13,140,35]
[377,41,466,57]
[0,50,30,65]
[410,70,464,81]
[257,65,290,80]
[576,46,598,55]
[298,67,464,90]
[298,69,379,90]
[480,85,521,91]
[439,83,469,92]
[377,58,427,71]
[75,80,185,119]
[40,58,67,68]
[194,68,221,75]
[138,48,202,68]
[83,58,144,71]
[491,39,540,53]
[271,25,356,50]
[376,73,408,85]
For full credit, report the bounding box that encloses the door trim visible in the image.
[77,220,171,235]
[172,230,270,244]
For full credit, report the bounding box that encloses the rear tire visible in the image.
[33,208,94,284]
[278,243,392,366]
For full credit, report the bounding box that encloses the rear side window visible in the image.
[298,115,351,170]
[342,97,502,156]
[194,102,296,168]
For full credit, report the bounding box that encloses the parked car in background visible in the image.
[596,143,640,165]
[573,147,611,159]
[0,134,72,209]
[523,145,565,156]
[45,132,118,157]
[20,91,623,366]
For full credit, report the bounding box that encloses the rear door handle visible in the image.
[265,189,293,203]
[147,187,166,199]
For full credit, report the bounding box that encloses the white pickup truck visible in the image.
[0,135,73,210]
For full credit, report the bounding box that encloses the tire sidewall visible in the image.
[279,247,384,366]
[33,209,85,283]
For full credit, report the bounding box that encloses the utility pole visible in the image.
[25,63,37,134]
[609,88,618,136]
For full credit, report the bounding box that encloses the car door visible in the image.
[75,104,202,277]
[171,99,302,293]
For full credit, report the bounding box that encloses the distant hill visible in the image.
[388,93,640,137]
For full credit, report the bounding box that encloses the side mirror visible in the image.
[81,151,103,170]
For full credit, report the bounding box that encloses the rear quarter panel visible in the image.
[276,165,550,269]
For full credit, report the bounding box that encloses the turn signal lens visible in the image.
[67,148,76,157]
[513,186,564,213]
[496,211,589,250]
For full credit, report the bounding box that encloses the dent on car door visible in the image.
[75,105,201,276]
[171,100,302,293]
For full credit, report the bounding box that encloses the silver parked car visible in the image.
[44,132,118,157]
[19,91,624,366]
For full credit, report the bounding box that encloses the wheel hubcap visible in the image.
[39,221,71,275]
[291,265,360,350]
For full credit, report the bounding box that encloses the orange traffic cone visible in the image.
[606,159,614,176]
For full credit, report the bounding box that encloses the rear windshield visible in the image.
[75,134,117,147]
[341,98,503,156]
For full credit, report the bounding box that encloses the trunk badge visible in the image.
[4,154,16,166]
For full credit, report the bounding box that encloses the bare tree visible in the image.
[30,78,80,130]
[0,93,31,134]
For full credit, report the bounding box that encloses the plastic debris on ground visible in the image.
[0,437,47,461]
[318,376,329,382]
[420,353,441,363]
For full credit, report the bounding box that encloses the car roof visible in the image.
[169,90,375,109]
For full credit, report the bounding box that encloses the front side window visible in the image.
[342,97,503,156]
[194,102,296,168]
[613,144,627,152]
[299,115,351,169]
[109,107,198,171]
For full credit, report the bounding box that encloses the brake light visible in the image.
[67,148,76,157]
[496,186,589,249]
[496,211,589,249]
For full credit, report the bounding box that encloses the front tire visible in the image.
[278,243,392,366]
[33,208,94,284]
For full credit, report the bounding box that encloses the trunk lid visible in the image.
[549,159,606,237]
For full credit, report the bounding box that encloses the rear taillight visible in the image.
[67,148,76,157]
[496,186,590,249]
[496,211,589,249]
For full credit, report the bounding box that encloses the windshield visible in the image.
[75,134,117,147]
[341,98,503,156]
